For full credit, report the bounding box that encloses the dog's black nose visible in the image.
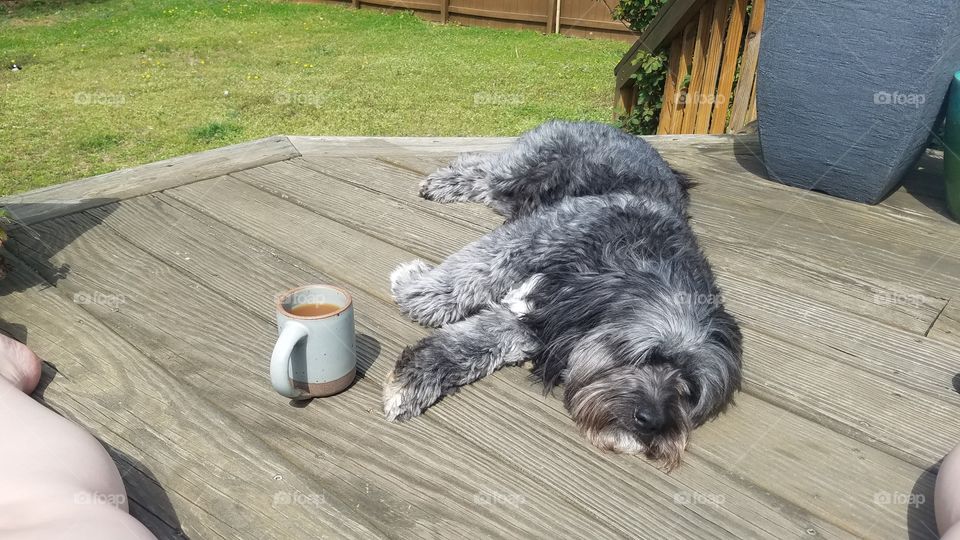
[634,408,666,433]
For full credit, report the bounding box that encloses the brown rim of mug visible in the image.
[276,284,353,320]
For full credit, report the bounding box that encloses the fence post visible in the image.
[546,0,557,33]
[555,0,561,34]
[440,0,449,23]
[352,0,359,8]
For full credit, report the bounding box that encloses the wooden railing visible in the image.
[614,0,765,134]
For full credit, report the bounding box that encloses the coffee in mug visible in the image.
[271,285,356,399]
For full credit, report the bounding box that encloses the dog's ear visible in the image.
[688,309,742,424]
[670,167,697,191]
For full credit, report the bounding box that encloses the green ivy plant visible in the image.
[613,0,669,32]
[613,0,670,134]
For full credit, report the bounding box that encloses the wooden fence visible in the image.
[300,0,638,41]
[614,0,765,134]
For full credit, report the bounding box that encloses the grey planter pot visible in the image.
[756,0,960,204]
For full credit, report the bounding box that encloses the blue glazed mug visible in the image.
[271,285,356,399]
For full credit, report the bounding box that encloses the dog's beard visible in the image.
[565,364,693,471]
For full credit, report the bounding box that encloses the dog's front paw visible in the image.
[390,259,432,300]
[390,260,464,327]
[382,346,443,422]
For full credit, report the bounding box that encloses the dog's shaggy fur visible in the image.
[383,120,742,469]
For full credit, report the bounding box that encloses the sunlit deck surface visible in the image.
[1,134,957,539]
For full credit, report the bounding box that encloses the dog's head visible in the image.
[562,311,741,470]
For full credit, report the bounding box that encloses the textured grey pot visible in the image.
[756,0,960,204]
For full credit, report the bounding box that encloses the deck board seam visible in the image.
[127,496,189,538]
[924,299,950,338]
[126,498,198,540]
[374,155,440,177]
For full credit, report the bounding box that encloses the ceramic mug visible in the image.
[271,284,356,399]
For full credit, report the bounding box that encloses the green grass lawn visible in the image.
[0,0,627,196]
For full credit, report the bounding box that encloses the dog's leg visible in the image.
[383,306,537,421]
[419,152,500,204]
[425,121,687,221]
[422,121,617,219]
[390,221,540,327]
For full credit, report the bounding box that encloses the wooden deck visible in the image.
[1,134,957,539]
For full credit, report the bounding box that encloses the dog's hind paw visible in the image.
[382,346,443,422]
[420,166,488,203]
[420,168,461,202]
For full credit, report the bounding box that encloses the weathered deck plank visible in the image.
[7,198,847,539]
[229,163,485,262]
[2,133,955,539]
[287,136,513,159]
[292,157,498,230]
[0,136,299,227]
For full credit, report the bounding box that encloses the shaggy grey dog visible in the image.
[383,120,742,469]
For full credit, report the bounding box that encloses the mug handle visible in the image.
[270,321,309,398]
